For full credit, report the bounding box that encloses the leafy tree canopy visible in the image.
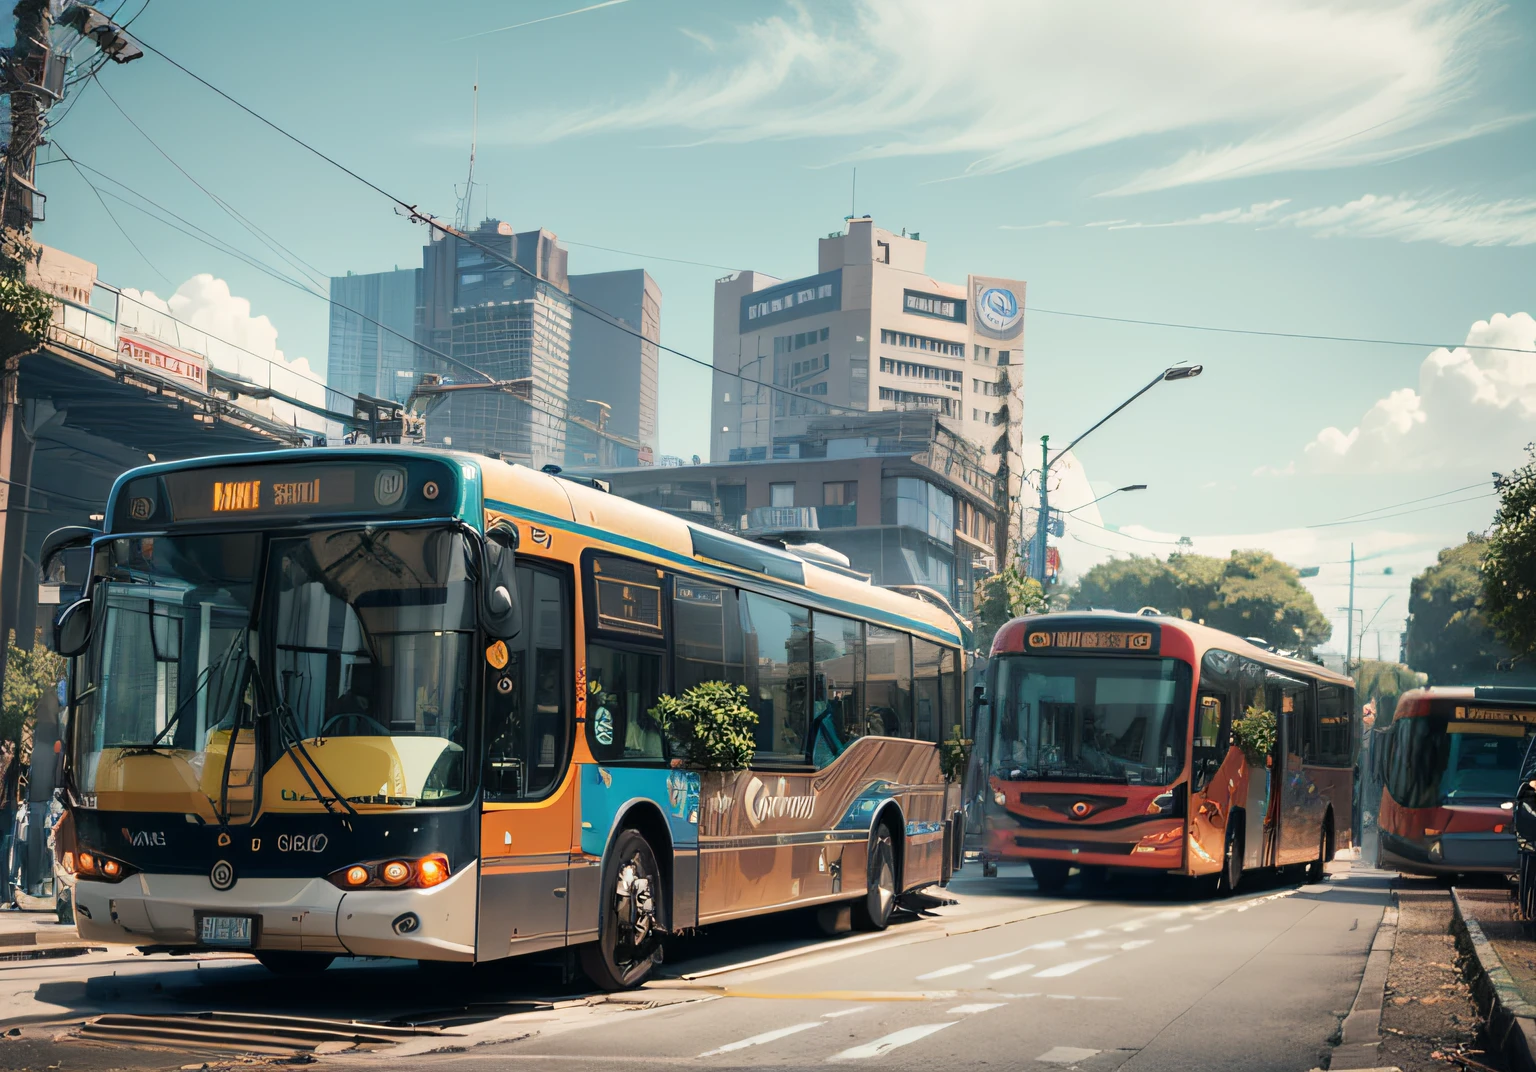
[1486,446,1536,662]
[1405,535,1520,685]
[1353,659,1426,727]
[1067,549,1331,653]
[973,562,1048,653]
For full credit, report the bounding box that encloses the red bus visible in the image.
[1375,686,1536,877]
[973,612,1355,892]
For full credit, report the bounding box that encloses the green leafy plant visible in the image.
[2,628,65,760]
[1231,701,1276,766]
[1486,448,1536,665]
[649,681,759,771]
[940,724,972,782]
[974,560,1049,652]
[0,235,54,361]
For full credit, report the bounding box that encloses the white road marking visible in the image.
[1165,924,1193,933]
[821,1006,873,1019]
[699,1022,822,1057]
[1120,939,1154,950]
[828,1022,958,1060]
[1114,920,1147,931]
[1045,995,1077,1000]
[1068,928,1107,939]
[947,1003,1008,1015]
[1034,956,1112,978]
[1038,1046,1102,1064]
[986,962,1037,980]
[915,963,974,980]
[977,941,1061,963]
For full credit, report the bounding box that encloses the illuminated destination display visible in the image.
[1027,629,1157,653]
[111,457,459,530]
[1454,706,1536,724]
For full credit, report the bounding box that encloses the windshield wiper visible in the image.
[268,673,358,816]
[118,630,249,754]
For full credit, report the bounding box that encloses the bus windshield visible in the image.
[1386,717,1532,808]
[72,526,477,813]
[991,654,1192,785]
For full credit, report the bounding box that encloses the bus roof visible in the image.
[104,445,963,648]
[1392,685,1536,719]
[993,609,1354,687]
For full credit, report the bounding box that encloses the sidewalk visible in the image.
[0,908,96,953]
[1452,886,1536,1072]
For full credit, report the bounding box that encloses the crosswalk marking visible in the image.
[915,963,974,980]
[1034,955,1112,978]
[1165,924,1193,933]
[1038,1045,1102,1064]
[828,1022,958,1061]
[947,1003,1008,1015]
[1120,939,1154,950]
[699,1022,822,1057]
[986,962,1037,980]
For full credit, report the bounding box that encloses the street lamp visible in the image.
[1028,366,1202,583]
[1064,484,1147,515]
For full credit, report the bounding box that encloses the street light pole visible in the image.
[1028,366,1201,583]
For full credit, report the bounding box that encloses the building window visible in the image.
[998,351,1011,365]
[880,357,963,384]
[878,386,956,417]
[974,345,993,364]
[879,329,964,358]
[881,476,954,543]
[770,482,795,508]
[823,481,857,506]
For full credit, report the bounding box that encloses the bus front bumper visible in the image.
[1378,831,1516,876]
[73,861,478,961]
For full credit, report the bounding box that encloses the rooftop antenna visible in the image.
[849,167,856,220]
[453,63,479,230]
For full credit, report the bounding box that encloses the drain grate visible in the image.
[77,1011,454,1055]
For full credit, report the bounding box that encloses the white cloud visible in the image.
[120,275,326,427]
[1252,461,1296,478]
[1000,220,1070,231]
[1305,311,1536,472]
[1100,192,1536,247]
[678,27,717,51]
[497,0,1514,192]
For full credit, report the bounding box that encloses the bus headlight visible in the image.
[993,790,1007,806]
[328,854,451,891]
[75,850,135,883]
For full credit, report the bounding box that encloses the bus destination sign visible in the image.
[1454,706,1536,725]
[1027,629,1157,653]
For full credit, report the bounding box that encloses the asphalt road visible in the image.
[0,862,1392,1072]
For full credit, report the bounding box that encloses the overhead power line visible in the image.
[1305,492,1496,529]
[1316,481,1491,525]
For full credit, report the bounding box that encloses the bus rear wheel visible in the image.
[1219,823,1243,895]
[1305,820,1331,884]
[852,827,897,931]
[581,828,664,991]
[254,951,334,976]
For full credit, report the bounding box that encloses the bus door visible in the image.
[1275,674,1322,866]
[477,564,576,962]
[1239,661,1274,869]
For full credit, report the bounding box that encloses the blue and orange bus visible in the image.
[47,448,967,988]
[972,612,1355,892]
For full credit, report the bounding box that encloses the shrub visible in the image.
[940,725,972,782]
[649,681,758,771]
[1232,701,1277,766]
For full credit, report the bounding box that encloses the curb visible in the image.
[1449,889,1536,1072]
[1330,900,1398,1070]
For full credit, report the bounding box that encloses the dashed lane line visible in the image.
[947,1003,1008,1015]
[914,963,975,980]
[699,1022,823,1058]
[1165,924,1193,933]
[828,1022,959,1061]
[1033,955,1112,978]
[821,1006,874,1019]
[986,962,1037,980]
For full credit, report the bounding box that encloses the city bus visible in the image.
[1374,686,1536,877]
[45,447,967,988]
[971,611,1355,893]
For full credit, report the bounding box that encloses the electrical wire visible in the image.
[1312,481,1490,525]
[562,238,745,273]
[61,152,171,285]
[1304,492,1496,529]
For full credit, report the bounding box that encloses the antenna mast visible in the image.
[454,66,479,230]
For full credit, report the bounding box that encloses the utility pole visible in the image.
[1,0,52,234]
[1031,435,1049,583]
[1345,543,1356,672]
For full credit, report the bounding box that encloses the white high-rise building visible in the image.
[711,217,1024,473]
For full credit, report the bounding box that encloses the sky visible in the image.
[26,0,1536,660]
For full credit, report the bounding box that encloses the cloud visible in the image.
[493,0,1514,192]
[1251,461,1296,478]
[678,27,717,51]
[1000,220,1070,231]
[120,275,326,427]
[1099,192,1536,247]
[1305,311,1536,472]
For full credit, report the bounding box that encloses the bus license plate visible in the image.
[200,915,253,946]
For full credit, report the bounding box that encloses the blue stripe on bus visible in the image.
[485,497,962,646]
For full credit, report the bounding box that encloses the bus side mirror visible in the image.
[480,521,521,639]
[52,598,92,657]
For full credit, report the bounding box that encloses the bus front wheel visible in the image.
[581,828,664,991]
[852,827,897,931]
[254,951,334,976]
[1030,859,1071,893]
[1219,823,1243,895]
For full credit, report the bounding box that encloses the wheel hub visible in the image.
[613,856,657,961]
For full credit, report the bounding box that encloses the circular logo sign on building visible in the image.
[977,287,1022,333]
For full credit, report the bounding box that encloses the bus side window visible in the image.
[739,591,810,766]
[866,626,913,738]
[912,637,944,744]
[586,643,665,764]
[485,565,571,802]
[1193,693,1226,791]
[811,611,864,768]
[1316,684,1349,766]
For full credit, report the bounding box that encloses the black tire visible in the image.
[254,951,334,976]
[1030,859,1071,893]
[940,821,954,886]
[1305,820,1331,884]
[581,828,665,991]
[852,827,897,931]
[951,812,966,874]
[1520,852,1536,923]
[1218,822,1244,896]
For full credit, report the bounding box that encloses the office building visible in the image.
[711,217,1024,476]
[565,269,662,468]
[587,411,998,616]
[325,267,422,405]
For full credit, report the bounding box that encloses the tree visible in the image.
[1406,536,1516,684]
[1485,445,1536,662]
[1353,659,1426,727]
[973,562,1048,653]
[1067,549,1331,653]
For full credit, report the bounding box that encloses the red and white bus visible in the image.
[972,612,1355,892]
[1374,686,1536,877]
